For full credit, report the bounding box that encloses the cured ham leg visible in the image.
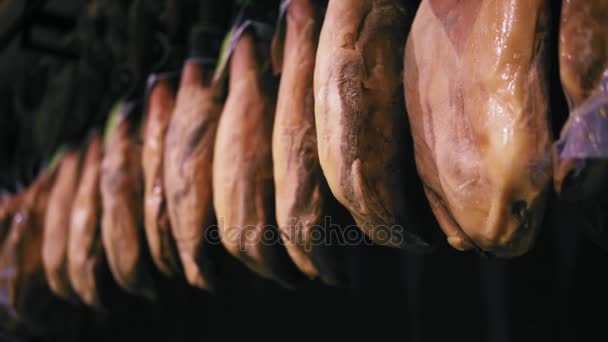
[142,74,182,278]
[553,0,608,250]
[272,0,326,279]
[555,0,608,198]
[314,0,434,250]
[43,150,82,300]
[101,107,156,299]
[0,193,22,246]
[404,0,552,257]
[164,60,223,289]
[68,133,107,308]
[214,28,301,285]
[163,0,230,289]
[272,0,361,285]
[0,171,57,322]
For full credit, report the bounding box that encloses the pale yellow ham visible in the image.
[404,0,552,257]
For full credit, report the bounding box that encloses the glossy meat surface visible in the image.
[404,0,552,257]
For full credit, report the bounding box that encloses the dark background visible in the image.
[2,1,607,341]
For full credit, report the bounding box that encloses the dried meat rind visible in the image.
[314,0,434,250]
[214,26,301,285]
[164,60,222,289]
[101,104,156,299]
[43,150,82,300]
[68,133,107,308]
[142,74,182,277]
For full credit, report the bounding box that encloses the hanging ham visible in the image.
[0,193,22,246]
[142,75,182,278]
[164,60,223,289]
[271,0,326,280]
[553,0,608,249]
[0,171,58,323]
[404,0,553,257]
[162,0,231,289]
[554,0,608,197]
[68,133,107,308]
[101,106,156,299]
[271,0,360,285]
[313,0,434,251]
[214,27,301,285]
[42,149,82,300]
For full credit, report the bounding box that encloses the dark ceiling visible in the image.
[0,0,89,191]
[0,0,86,96]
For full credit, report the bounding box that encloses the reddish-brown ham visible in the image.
[0,171,56,322]
[101,113,156,299]
[164,60,223,289]
[43,150,82,300]
[68,133,106,308]
[272,0,326,279]
[214,30,300,285]
[554,0,608,196]
[142,76,181,277]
